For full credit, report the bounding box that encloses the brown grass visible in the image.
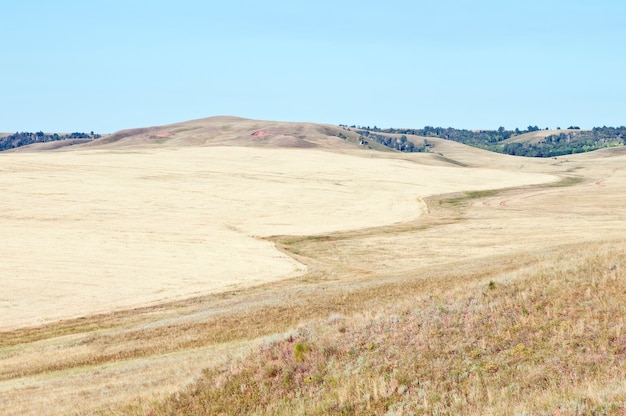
[123,242,626,415]
[1,119,626,415]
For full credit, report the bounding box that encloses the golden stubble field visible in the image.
[0,146,555,330]
[1,132,625,415]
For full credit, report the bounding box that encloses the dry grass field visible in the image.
[1,118,625,415]
[500,129,580,145]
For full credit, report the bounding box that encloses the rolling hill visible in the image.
[78,116,383,151]
[0,116,624,415]
[4,116,384,153]
[499,129,580,144]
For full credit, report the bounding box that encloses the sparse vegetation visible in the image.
[354,129,424,152]
[127,243,626,415]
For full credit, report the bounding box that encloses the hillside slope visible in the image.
[1,117,625,415]
[500,129,579,144]
[77,116,385,151]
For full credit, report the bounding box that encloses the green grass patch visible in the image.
[545,176,585,188]
[278,235,337,246]
[439,189,500,207]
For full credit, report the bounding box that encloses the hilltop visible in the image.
[68,116,387,152]
[499,129,580,144]
[4,118,624,159]
[2,117,381,153]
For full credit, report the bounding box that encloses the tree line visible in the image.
[342,125,625,157]
[504,126,626,157]
[353,130,425,152]
[0,131,101,151]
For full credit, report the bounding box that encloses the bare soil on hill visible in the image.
[0,120,625,415]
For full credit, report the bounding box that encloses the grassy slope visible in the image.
[8,116,390,153]
[123,151,625,414]
[2,120,626,416]
[125,143,625,415]
[135,242,625,415]
[73,116,387,152]
[501,129,580,145]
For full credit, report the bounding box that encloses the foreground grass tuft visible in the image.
[125,243,625,415]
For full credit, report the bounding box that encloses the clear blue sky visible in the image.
[2,0,625,133]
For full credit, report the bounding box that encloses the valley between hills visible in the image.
[1,117,625,415]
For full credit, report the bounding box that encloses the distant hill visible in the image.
[0,131,100,152]
[354,125,626,158]
[3,118,624,157]
[500,129,580,144]
[499,127,626,157]
[4,117,392,153]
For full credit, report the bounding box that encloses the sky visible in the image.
[2,0,625,133]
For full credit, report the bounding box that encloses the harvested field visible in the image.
[0,146,554,330]
[1,120,625,415]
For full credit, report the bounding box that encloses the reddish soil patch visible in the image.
[252,130,272,137]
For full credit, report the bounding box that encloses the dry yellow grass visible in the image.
[1,118,625,415]
[500,129,580,145]
[0,145,554,330]
[130,241,625,415]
